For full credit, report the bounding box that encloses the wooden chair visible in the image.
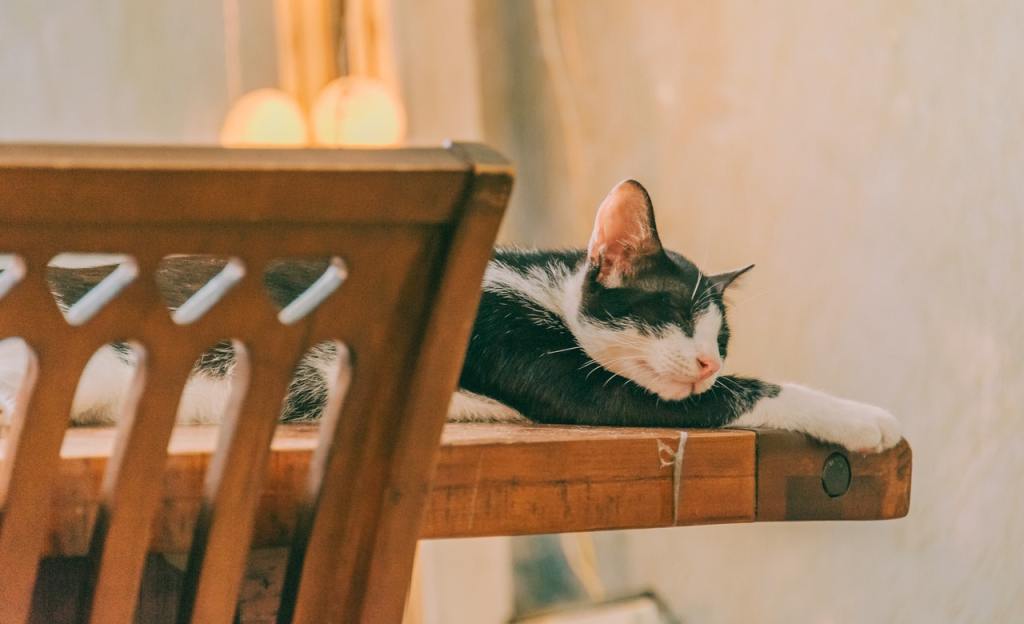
[0,144,911,624]
[0,143,512,624]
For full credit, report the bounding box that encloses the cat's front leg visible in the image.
[728,382,901,453]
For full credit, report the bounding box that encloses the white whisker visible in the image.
[544,345,583,356]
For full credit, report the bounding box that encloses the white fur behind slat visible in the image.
[447,390,528,424]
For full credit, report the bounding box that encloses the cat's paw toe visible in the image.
[828,418,884,454]
[874,409,902,451]
[848,404,901,453]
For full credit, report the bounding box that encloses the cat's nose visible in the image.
[695,355,720,381]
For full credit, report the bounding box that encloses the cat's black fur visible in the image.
[460,249,779,428]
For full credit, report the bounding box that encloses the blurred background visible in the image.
[3,1,1023,622]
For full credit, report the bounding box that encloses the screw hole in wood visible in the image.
[821,452,851,498]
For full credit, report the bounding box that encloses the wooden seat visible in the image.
[0,144,911,624]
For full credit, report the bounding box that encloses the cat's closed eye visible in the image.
[639,294,688,320]
[636,292,693,318]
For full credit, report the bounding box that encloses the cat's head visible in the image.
[564,180,751,401]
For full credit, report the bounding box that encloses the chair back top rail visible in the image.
[0,144,473,225]
[0,143,513,624]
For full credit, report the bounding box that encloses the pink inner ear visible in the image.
[587,181,661,281]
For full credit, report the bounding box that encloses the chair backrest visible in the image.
[0,143,512,624]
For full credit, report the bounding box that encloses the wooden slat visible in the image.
[339,142,513,623]
[82,344,200,624]
[0,353,94,624]
[280,143,512,624]
[0,252,99,624]
[176,335,302,624]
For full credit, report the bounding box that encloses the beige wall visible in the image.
[0,0,278,143]
[395,1,1024,622]
[612,3,1024,621]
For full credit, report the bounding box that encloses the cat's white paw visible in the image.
[730,383,902,454]
[447,390,529,424]
[818,400,902,454]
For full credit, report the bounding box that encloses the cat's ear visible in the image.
[586,179,664,286]
[708,264,755,294]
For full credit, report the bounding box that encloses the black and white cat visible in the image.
[454,180,900,453]
[0,180,900,453]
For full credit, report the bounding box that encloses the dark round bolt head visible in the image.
[821,452,851,498]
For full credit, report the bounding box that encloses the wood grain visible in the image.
[425,425,754,535]
[0,144,470,225]
[752,429,912,521]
